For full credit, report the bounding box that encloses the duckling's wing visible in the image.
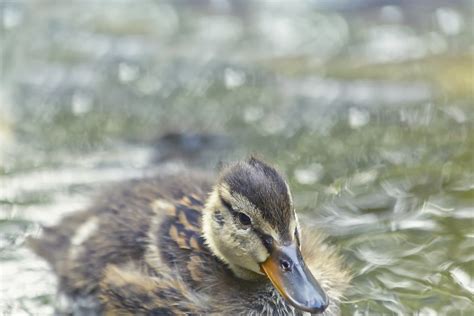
[28,173,216,314]
[99,262,210,315]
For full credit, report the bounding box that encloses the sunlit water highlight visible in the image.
[0,0,472,314]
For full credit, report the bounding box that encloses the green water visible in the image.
[0,1,473,314]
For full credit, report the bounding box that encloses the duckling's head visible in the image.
[203,157,328,314]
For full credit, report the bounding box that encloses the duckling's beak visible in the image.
[260,243,329,314]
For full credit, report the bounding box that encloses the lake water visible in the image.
[0,0,473,314]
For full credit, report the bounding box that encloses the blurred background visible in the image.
[0,0,473,314]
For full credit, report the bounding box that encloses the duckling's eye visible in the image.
[238,212,252,226]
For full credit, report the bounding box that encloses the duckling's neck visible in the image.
[229,264,264,280]
[202,189,262,281]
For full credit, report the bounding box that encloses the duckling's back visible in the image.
[29,173,214,315]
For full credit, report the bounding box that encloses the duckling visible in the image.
[30,157,350,315]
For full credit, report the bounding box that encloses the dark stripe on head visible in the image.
[220,157,293,239]
[220,197,238,216]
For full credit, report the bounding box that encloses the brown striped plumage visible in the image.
[29,158,350,315]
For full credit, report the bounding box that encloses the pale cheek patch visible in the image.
[254,244,270,263]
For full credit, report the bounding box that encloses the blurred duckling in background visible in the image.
[30,157,350,315]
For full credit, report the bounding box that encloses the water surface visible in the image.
[0,0,473,314]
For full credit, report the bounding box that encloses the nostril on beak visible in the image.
[280,259,291,272]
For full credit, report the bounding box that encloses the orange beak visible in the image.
[260,243,328,314]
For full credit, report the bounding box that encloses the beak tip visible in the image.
[309,301,329,314]
[260,244,330,314]
[293,297,329,314]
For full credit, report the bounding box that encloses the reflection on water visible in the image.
[1,0,473,314]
